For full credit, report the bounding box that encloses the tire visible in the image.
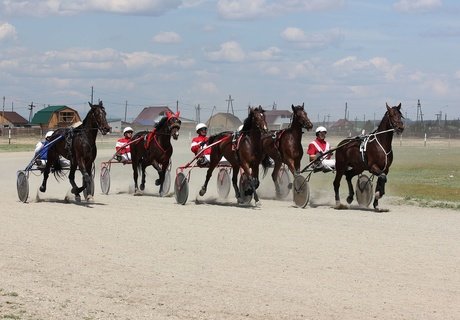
[216,168,231,199]
[276,167,291,199]
[100,166,111,195]
[160,168,171,197]
[293,174,310,208]
[355,174,373,207]
[174,172,189,205]
[238,173,253,205]
[17,170,29,203]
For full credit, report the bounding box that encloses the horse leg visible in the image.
[271,162,282,196]
[231,167,241,200]
[140,163,147,191]
[333,171,348,209]
[132,161,141,194]
[373,173,387,210]
[68,167,82,202]
[39,162,51,193]
[199,158,219,197]
[345,171,355,204]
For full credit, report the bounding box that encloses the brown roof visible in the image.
[2,111,29,125]
[264,109,292,125]
[132,106,174,126]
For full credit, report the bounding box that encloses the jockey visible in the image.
[307,126,335,172]
[115,127,134,163]
[34,130,70,168]
[191,123,211,166]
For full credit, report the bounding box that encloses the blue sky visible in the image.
[1,0,459,123]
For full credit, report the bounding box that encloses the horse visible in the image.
[333,103,404,211]
[199,105,268,204]
[130,111,181,195]
[261,103,313,197]
[40,101,111,201]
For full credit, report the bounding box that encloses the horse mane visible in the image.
[155,116,168,130]
[208,131,232,144]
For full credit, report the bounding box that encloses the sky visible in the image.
[1,0,459,124]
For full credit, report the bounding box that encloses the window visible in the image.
[59,111,75,124]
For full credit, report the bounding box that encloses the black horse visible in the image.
[333,103,404,211]
[130,111,181,195]
[40,101,111,201]
[199,106,268,204]
[261,103,313,197]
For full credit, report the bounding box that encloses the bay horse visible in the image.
[333,103,404,211]
[199,106,268,204]
[40,101,111,201]
[130,111,181,195]
[261,103,313,197]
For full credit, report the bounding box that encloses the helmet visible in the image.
[315,126,327,133]
[123,127,134,134]
[45,131,54,138]
[196,123,207,132]
[237,124,244,132]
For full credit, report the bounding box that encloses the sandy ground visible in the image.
[1,137,459,320]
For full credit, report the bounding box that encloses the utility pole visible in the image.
[124,100,128,122]
[344,102,348,120]
[416,99,424,132]
[226,95,234,115]
[2,96,5,127]
[272,101,277,110]
[91,86,94,104]
[195,104,201,123]
[176,100,179,113]
[28,102,35,122]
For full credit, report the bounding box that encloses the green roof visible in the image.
[30,105,69,124]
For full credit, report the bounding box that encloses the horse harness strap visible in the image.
[272,129,286,151]
[361,130,393,172]
[144,129,172,153]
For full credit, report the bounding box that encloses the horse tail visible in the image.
[261,155,272,178]
[52,158,66,180]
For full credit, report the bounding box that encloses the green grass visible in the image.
[0,144,34,152]
[389,144,460,204]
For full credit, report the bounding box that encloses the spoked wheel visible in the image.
[238,173,253,205]
[216,168,231,199]
[160,168,171,197]
[293,174,310,208]
[355,174,373,207]
[100,165,111,195]
[17,170,30,203]
[276,167,291,199]
[174,172,189,205]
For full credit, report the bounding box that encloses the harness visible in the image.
[359,129,394,172]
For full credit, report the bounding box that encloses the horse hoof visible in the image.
[86,195,94,202]
[334,203,348,210]
[199,188,206,196]
[134,190,143,196]
[155,179,161,186]
[75,195,81,202]
[39,186,46,193]
[140,184,145,191]
[346,196,354,204]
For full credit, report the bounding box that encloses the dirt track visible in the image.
[1,138,459,319]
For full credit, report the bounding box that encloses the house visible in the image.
[30,105,81,131]
[264,109,292,130]
[0,111,29,128]
[132,106,175,127]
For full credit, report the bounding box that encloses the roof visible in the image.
[207,112,242,130]
[1,111,29,125]
[132,106,174,126]
[30,105,74,124]
[264,109,292,125]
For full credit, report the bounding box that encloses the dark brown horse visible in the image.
[40,101,111,201]
[199,106,268,204]
[333,103,404,211]
[261,103,313,197]
[130,111,181,195]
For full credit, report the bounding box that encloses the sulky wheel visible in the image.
[160,168,171,197]
[216,168,231,199]
[100,165,111,195]
[276,166,291,199]
[355,174,373,207]
[16,170,30,203]
[237,173,253,205]
[174,172,189,205]
[293,174,310,208]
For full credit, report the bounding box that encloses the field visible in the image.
[0,133,459,320]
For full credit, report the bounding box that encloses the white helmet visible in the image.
[315,126,327,133]
[123,127,134,134]
[196,123,207,132]
[237,124,244,132]
[45,131,54,138]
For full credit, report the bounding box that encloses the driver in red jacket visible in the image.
[191,123,211,166]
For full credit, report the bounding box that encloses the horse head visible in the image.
[291,103,313,131]
[248,105,268,134]
[165,111,181,140]
[385,102,404,134]
[88,101,111,135]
